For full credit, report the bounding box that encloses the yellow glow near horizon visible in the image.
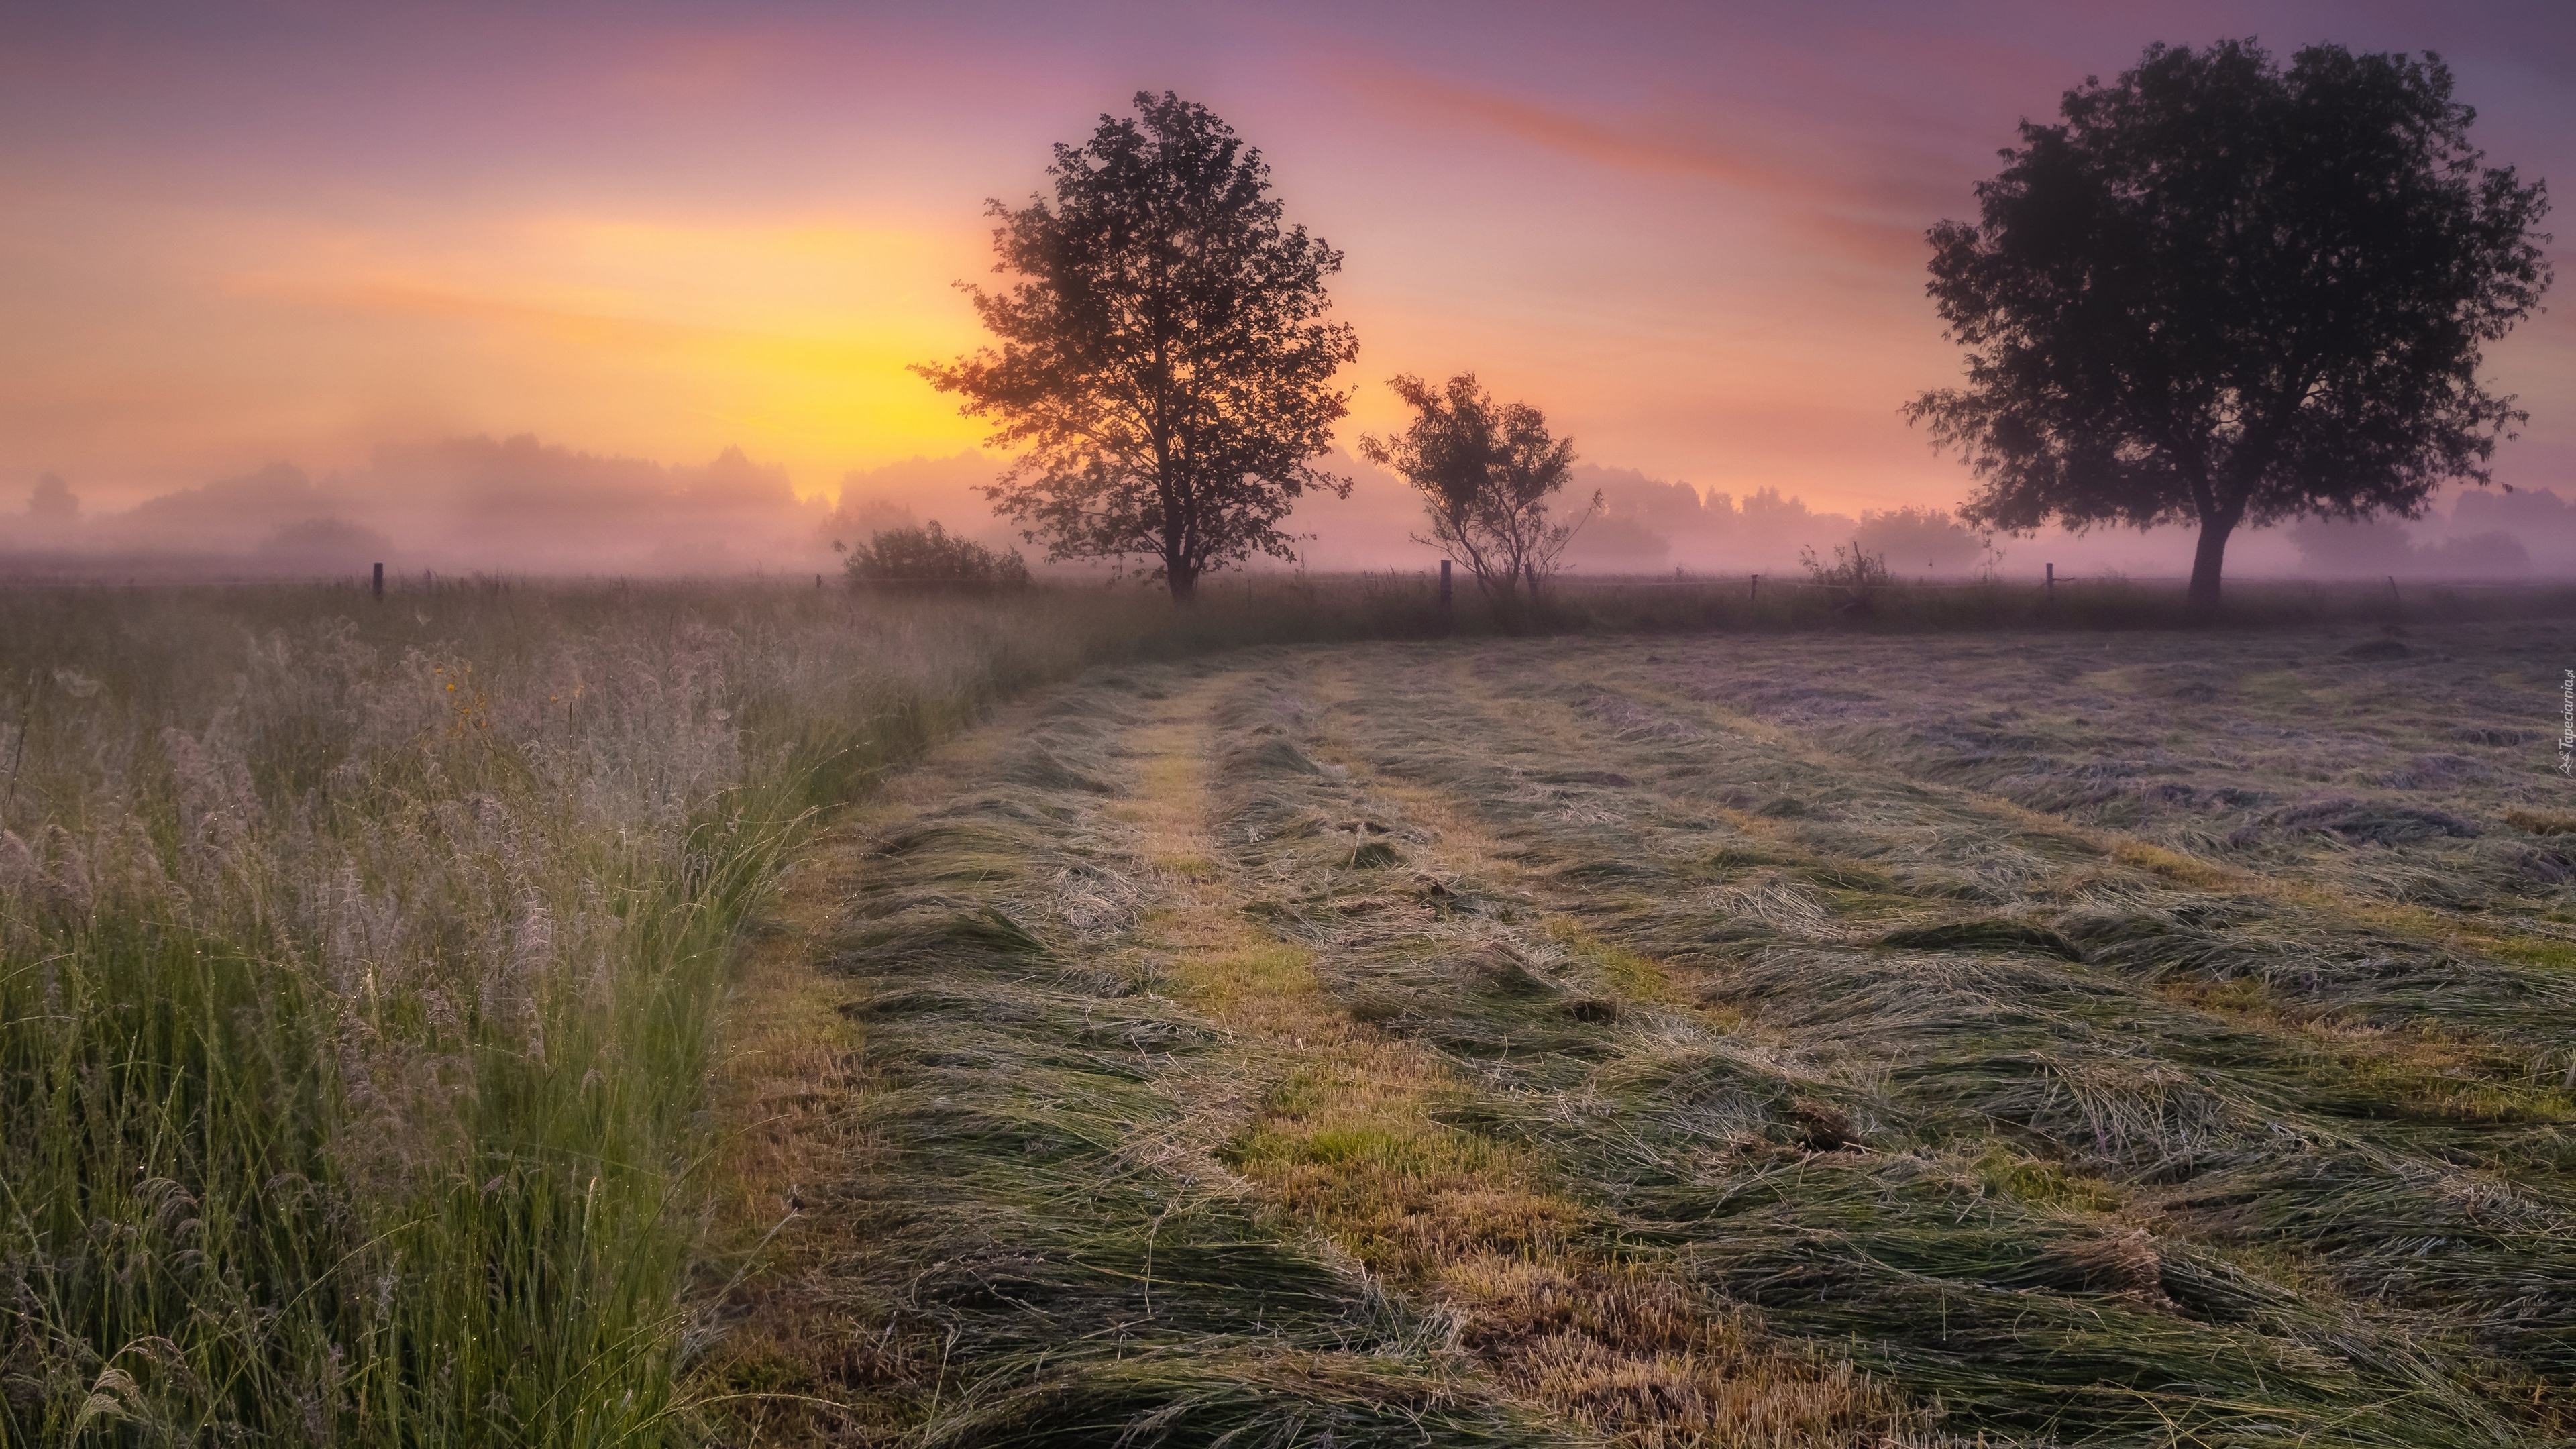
[1,194,1008,504]
[236,214,1003,500]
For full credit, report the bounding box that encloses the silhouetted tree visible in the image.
[1358,373,1599,617]
[27,474,77,523]
[915,93,1358,602]
[1908,40,2551,610]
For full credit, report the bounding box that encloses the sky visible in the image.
[2,0,2571,545]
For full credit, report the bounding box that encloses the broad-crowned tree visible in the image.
[1358,373,1598,614]
[916,93,1358,602]
[1908,40,2551,610]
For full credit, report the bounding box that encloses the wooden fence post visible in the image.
[372,561,384,600]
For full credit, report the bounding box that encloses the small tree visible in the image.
[838,522,1030,594]
[1908,40,2551,610]
[914,93,1358,603]
[1357,373,1601,610]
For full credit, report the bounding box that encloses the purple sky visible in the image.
[3,0,2568,521]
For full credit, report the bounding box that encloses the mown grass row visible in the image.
[779,663,1556,1447]
[1621,621,2576,925]
[1256,639,2576,1444]
[1193,667,1976,1448]
[738,633,2576,1446]
[724,649,1971,1446]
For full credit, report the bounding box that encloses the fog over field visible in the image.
[11,440,2573,581]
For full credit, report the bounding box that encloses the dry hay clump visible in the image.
[2503,806,2576,835]
[2053,901,2576,1043]
[2239,793,2483,845]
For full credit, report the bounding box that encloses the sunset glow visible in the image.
[3,1,2569,554]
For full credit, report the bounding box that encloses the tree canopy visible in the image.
[1908,39,2551,608]
[914,92,1357,602]
[1854,506,1990,575]
[1357,373,1597,614]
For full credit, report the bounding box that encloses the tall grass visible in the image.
[0,581,1183,1444]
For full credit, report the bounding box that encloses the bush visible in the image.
[1799,539,1896,616]
[841,521,1030,593]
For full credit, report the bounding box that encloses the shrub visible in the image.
[840,521,1030,593]
[1799,539,1896,616]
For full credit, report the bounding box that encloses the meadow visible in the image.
[0,579,1191,1444]
[6,576,2576,1446]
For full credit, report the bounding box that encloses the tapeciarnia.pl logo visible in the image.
[2560,669,2573,777]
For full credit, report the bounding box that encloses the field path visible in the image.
[704,636,2576,1448]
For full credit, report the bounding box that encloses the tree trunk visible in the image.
[1167,561,1199,604]
[2187,514,2235,613]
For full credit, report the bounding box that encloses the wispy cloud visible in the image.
[1330,59,1930,266]
[1341,63,1811,192]
[252,278,742,352]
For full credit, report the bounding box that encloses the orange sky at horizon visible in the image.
[3,1,2571,518]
